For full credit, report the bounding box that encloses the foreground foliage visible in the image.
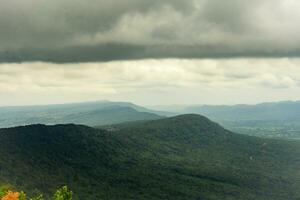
[0,186,72,200]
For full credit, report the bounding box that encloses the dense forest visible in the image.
[0,115,300,199]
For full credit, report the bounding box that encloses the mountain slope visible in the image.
[181,101,300,138]
[0,115,300,199]
[0,101,164,128]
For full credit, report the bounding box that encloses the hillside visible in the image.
[0,115,300,199]
[0,101,164,128]
[161,101,300,138]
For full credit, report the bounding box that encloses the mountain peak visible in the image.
[150,114,224,129]
[113,114,229,143]
[166,113,212,121]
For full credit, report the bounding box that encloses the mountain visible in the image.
[147,104,187,114]
[0,114,300,200]
[0,101,165,128]
[184,101,300,121]
[155,101,300,139]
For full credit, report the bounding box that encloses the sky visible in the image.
[1,0,300,106]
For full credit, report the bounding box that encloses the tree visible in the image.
[0,185,12,198]
[0,185,72,200]
[30,194,43,200]
[52,186,72,200]
[1,191,19,200]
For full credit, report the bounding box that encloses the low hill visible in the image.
[0,115,300,199]
[0,101,164,128]
[175,101,300,138]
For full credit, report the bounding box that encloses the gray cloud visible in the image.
[1,0,300,62]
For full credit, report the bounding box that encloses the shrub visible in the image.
[52,186,72,200]
[0,186,72,200]
[1,191,19,200]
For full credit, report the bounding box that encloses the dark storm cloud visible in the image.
[1,0,300,62]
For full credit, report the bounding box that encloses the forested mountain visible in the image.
[0,114,299,200]
[156,101,300,138]
[0,101,165,128]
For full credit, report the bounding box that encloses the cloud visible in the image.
[1,0,300,62]
[0,58,300,105]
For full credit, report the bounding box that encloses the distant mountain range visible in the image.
[184,101,300,121]
[151,101,300,138]
[1,100,300,138]
[0,101,171,128]
[0,114,300,199]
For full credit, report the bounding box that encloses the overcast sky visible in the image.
[1,0,300,106]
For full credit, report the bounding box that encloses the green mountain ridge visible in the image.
[154,101,300,139]
[0,114,300,199]
[0,101,165,128]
